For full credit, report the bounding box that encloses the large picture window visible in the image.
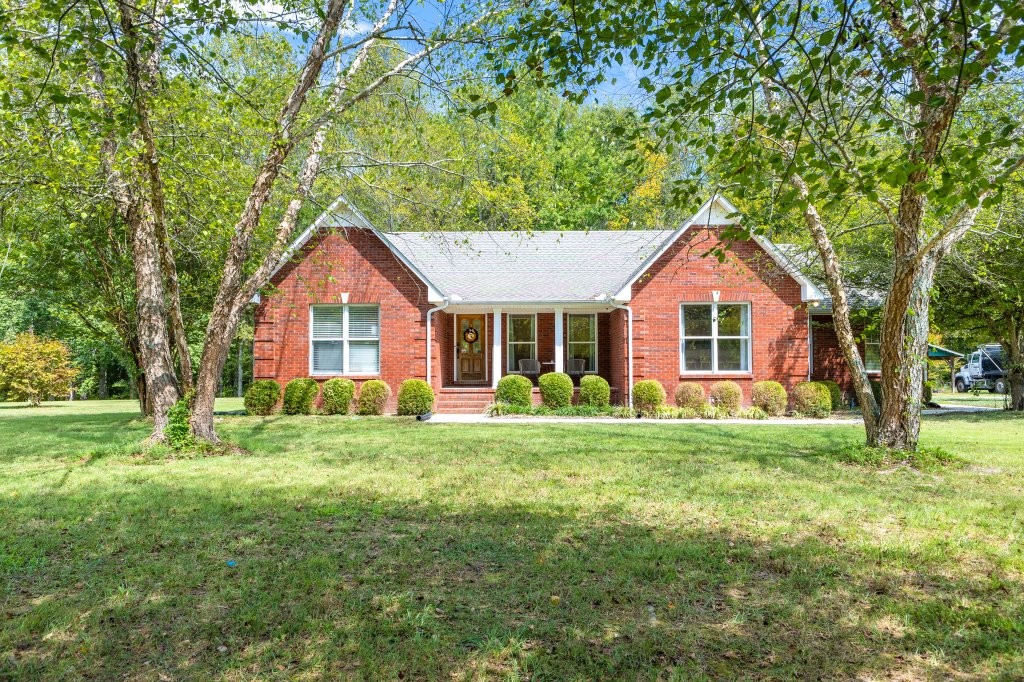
[311,304,380,375]
[507,314,536,372]
[567,314,597,372]
[863,331,881,372]
[680,303,751,373]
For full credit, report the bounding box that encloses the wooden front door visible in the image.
[456,314,487,382]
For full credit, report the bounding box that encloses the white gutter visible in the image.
[609,300,634,409]
[425,298,450,386]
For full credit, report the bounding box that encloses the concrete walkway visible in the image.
[427,413,863,425]
[426,404,1000,425]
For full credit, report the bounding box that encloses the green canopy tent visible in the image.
[928,344,964,392]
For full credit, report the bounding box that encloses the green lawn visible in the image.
[2,402,1022,680]
[933,389,1011,409]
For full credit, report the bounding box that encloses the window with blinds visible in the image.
[310,304,380,375]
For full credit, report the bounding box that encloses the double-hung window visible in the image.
[680,303,751,373]
[567,314,597,372]
[310,304,380,375]
[507,314,536,372]
[863,331,881,372]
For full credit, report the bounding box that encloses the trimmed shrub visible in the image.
[709,380,743,415]
[674,382,706,410]
[632,379,666,416]
[244,379,281,416]
[751,381,787,416]
[923,381,934,404]
[538,372,574,408]
[792,381,831,418]
[321,378,355,415]
[818,380,842,412]
[283,378,319,415]
[397,379,434,415]
[870,380,883,407]
[495,374,533,407]
[357,379,391,415]
[578,375,611,407]
[164,392,195,448]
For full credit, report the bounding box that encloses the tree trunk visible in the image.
[236,338,244,397]
[1006,322,1024,411]
[98,364,109,400]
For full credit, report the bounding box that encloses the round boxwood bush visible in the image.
[244,379,281,416]
[357,379,391,415]
[538,372,574,408]
[818,379,842,412]
[674,381,706,410]
[495,374,533,407]
[632,379,666,416]
[321,377,355,415]
[709,380,743,415]
[397,379,434,415]
[578,375,610,407]
[283,378,319,415]
[792,381,831,418]
[751,381,787,416]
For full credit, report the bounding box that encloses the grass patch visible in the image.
[834,444,969,472]
[1,401,1023,679]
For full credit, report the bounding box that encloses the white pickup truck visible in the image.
[954,344,1008,394]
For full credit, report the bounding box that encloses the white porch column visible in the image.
[554,307,564,373]
[492,307,502,388]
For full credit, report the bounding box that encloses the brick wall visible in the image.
[254,227,435,410]
[810,314,877,397]
[628,226,811,404]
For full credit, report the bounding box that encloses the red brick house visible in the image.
[254,195,855,413]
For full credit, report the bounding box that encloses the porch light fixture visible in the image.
[340,292,349,303]
[712,290,721,302]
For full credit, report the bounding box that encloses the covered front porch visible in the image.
[429,305,627,409]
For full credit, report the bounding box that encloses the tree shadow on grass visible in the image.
[3,479,1021,681]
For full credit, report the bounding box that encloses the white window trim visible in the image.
[309,304,380,376]
[679,302,752,374]
[566,313,599,374]
[864,330,881,373]
[507,313,538,373]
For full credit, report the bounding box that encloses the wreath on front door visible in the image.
[463,326,479,343]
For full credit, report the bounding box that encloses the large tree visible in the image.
[935,183,1024,410]
[2,0,508,440]
[501,0,1024,450]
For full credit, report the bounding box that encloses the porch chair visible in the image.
[518,358,541,385]
[567,358,587,384]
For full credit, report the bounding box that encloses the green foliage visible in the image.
[818,380,842,412]
[244,380,281,416]
[283,378,319,416]
[870,380,884,408]
[632,380,666,416]
[495,374,533,407]
[709,381,742,416]
[0,332,78,405]
[321,378,355,415]
[578,375,610,407]
[487,402,617,417]
[674,382,706,410]
[792,382,832,418]
[397,380,434,416]
[164,392,195,449]
[357,380,391,416]
[923,381,934,404]
[751,381,787,417]
[741,406,769,420]
[538,372,574,408]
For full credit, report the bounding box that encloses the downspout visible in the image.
[609,300,634,409]
[426,298,450,386]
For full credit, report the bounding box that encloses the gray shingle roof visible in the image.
[381,230,674,303]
